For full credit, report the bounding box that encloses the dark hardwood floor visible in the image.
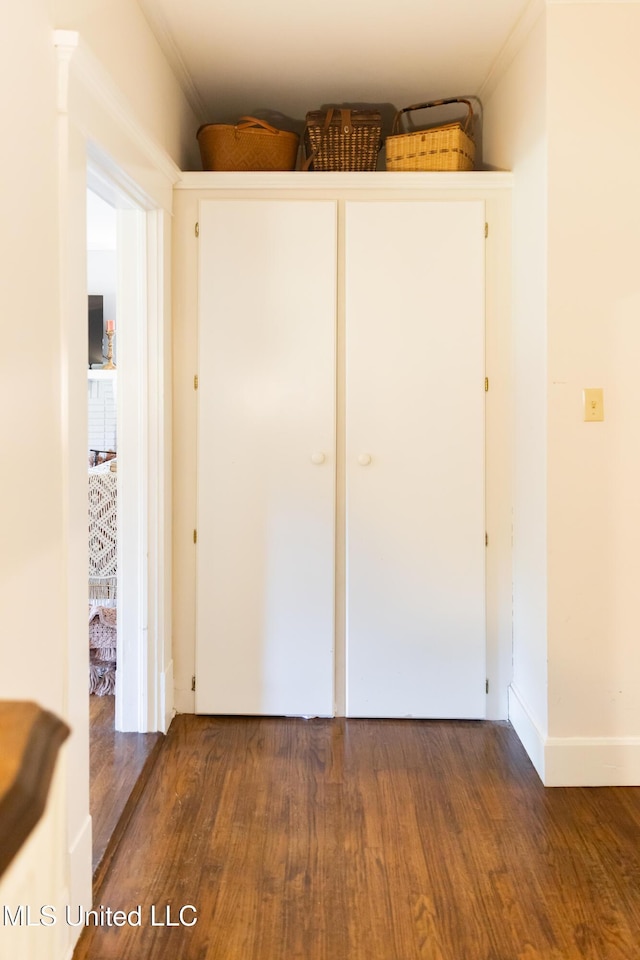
[89,694,162,876]
[76,715,640,960]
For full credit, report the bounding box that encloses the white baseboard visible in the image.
[545,736,640,787]
[509,683,640,786]
[508,684,546,782]
[66,814,92,955]
[160,659,174,733]
[174,685,196,714]
[68,814,92,908]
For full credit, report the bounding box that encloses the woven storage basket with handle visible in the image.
[304,108,382,171]
[385,98,475,172]
[197,117,300,171]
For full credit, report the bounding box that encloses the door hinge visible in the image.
[194,374,199,390]
[193,529,198,544]
[485,532,489,547]
[485,377,489,392]
[484,222,489,239]
[195,221,199,238]
[191,675,196,692]
[486,678,489,694]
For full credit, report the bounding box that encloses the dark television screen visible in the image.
[88,295,104,366]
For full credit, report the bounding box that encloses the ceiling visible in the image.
[138,0,531,136]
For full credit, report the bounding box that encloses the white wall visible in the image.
[87,250,116,371]
[88,378,117,452]
[544,1,640,782]
[0,5,77,958]
[484,0,640,785]
[0,1,193,956]
[0,9,64,704]
[87,241,118,453]
[482,8,549,771]
[87,249,116,334]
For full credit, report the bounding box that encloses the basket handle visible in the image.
[235,116,284,135]
[196,117,285,139]
[302,108,354,170]
[392,98,473,136]
[323,108,353,135]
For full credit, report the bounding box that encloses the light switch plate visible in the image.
[583,387,604,421]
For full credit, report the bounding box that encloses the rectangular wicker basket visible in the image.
[197,117,300,171]
[304,108,382,171]
[385,98,475,172]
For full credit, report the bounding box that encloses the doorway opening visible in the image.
[85,169,161,874]
[87,188,117,702]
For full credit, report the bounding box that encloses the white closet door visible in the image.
[345,201,486,719]
[196,200,336,716]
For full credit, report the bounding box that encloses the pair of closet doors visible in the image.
[195,196,486,719]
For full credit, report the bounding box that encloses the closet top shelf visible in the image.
[175,170,513,192]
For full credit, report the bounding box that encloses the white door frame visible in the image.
[86,152,168,735]
[56,25,178,927]
[57,30,177,735]
[87,163,155,732]
[115,198,150,732]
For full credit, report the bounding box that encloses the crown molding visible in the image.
[137,0,208,122]
[477,0,546,104]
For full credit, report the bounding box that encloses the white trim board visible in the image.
[544,737,640,786]
[54,30,181,211]
[160,660,175,733]
[66,814,92,955]
[509,684,640,786]
[548,1,640,4]
[508,683,547,783]
[175,171,513,192]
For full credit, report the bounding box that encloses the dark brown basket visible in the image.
[304,108,382,171]
[197,116,300,171]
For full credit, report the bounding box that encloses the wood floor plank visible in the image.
[89,694,163,874]
[74,717,640,960]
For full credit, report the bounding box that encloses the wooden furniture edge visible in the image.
[0,701,70,878]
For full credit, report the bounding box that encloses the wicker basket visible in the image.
[197,117,300,171]
[385,98,475,172]
[304,108,382,171]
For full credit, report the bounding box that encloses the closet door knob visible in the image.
[311,452,326,465]
[357,454,372,466]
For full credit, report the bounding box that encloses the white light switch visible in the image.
[583,388,604,422]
